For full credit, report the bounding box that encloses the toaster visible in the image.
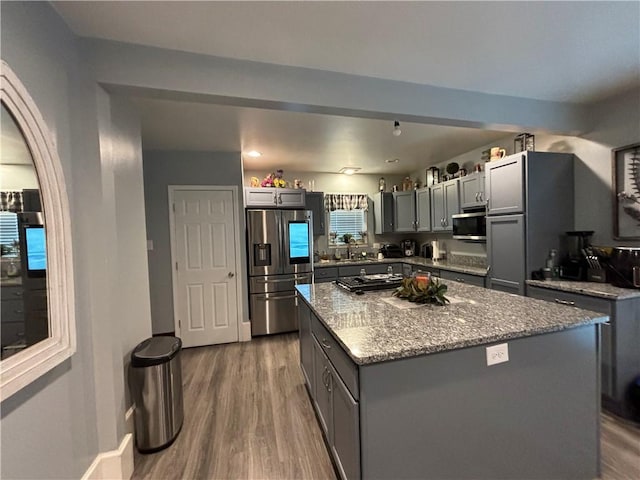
[379,244,404,258]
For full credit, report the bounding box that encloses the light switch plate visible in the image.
[147,240,154,251]
[486,343,509,366]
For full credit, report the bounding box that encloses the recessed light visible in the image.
[339,167,361,175]
[385,158,400,164]
[245,150,262,158]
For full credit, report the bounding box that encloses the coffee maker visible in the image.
[559,231,594,280]
[401,239,416,257]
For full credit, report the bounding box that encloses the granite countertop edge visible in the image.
[315,257,488,277]
[526,279,640,300]
[297,283,607,366]
[347,318,607,365]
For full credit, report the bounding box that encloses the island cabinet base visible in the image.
[298,299,601,480]
[359,326,600,480]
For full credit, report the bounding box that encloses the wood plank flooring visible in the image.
[132,333,336,480]
[133,333,640,480]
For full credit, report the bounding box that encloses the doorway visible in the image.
[168,186,242,347]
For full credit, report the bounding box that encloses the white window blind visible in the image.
[0,212,19,247]
[329,210,367,242]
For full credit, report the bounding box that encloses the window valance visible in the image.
[326,193,369,211]
[0,191,24,212]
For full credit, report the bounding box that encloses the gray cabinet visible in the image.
[244,187,306,207]
[312,337,331,435]
[338,263,400,277]
[486,152,574,296]
[373,192,394,234]
[308,312,360,480]
[306,192,325,236]
[314,267,338,283]
[430,179,459,231]
[487,214,525,295]
[330,361,361,480]
[485,155,524,215]
[526,285,640,420]
[459,172,485,209]
[298,300,314,389]
[392,190,416,232]
[439,270,486,288]
[415,187,431,232]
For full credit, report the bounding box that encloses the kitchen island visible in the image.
[296,281,607,480]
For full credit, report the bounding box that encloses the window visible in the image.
[0,212,19,248]
[329,209,367,244]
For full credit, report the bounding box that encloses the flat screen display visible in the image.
[289,222,310,263]
[26,226,47,272]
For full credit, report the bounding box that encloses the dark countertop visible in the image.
[315,257,488,277]
[296,281,607,365]
[526,279,640,300]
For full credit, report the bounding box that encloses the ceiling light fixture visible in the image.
[339,167,361,175]
[392,120,402,137]
[245,150,262,158]
[385,158,400,164]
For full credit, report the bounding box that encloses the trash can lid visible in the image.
[131,336,182,367]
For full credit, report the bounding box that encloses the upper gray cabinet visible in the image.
[392,190,416,232]
[430,178,460,231]
[485,155,524,215]
[305,191,325,236]
[415,187,431,232]
[459,172,485,209]
[373,192,394,234]
[244,187,306,208]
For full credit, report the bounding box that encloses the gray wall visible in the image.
[143,150,247,334]
[1,2,152,477]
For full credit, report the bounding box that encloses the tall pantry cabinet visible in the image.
[485,152,574,295]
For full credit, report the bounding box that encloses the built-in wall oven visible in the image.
[247,209,313,335]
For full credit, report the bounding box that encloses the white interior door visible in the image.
[171,188,239,347]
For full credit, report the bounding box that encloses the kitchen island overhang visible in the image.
[296,281,607,480]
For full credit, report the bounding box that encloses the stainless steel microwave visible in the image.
[451,211,486,241]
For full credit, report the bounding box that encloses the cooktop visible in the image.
[335,274,404,292]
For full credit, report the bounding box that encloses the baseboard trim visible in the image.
[241,321,252,342]
[125,405,135,436]
[81,433,134,480]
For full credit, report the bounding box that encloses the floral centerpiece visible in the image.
[259,169,288,188]
[393,274,450,306]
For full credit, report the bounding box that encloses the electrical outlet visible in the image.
[486,343,509,366]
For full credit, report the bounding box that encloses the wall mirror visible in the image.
[0,61,75,401]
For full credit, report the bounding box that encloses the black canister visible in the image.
[608,247,640,288]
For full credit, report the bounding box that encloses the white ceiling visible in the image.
[135,97,508,174]
[52,1,640,173]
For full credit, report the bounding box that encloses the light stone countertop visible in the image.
[315,257,488,277]
[296,281,607,365]
[526,279,640,300]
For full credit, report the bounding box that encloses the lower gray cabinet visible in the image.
[487,214,525,295]
[439,270,486,288]
[305,307,361,480]
[329,361,360,480]
[315,267,338,283]
[298,301,314,389]
[313,337,331,436]
[526,285,640,420]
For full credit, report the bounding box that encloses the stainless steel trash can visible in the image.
[130,336,184,453]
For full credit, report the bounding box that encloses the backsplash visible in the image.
[447,252,487,269]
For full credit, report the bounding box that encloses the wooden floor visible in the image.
[133,333,640,480]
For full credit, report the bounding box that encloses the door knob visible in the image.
[228,272,235,278]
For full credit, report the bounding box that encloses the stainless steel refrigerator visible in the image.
[247,209,313,335]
